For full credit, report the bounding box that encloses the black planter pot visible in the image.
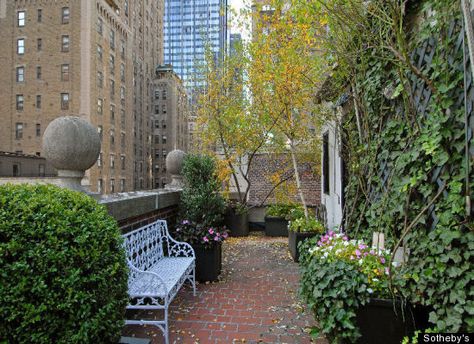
[264,216,288,237]
[193,243,222,282]
[355,298,415,344]
[288,231,318,262]
[224,208,249,237]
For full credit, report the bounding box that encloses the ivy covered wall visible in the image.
[333,1,474,332]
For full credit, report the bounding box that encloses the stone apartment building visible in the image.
[152,64,188,188]
[0,0,163,194]
[0,151,56,177]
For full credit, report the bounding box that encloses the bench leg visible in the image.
[192,267,196,296]
[163,306,169,344]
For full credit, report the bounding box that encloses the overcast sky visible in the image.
[229,0,250,40]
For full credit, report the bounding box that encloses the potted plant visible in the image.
[299,231,420,343]
[175,220,228,282]
[288,215,324,262]
[224,200,250,237]
[175,154,228,282]
[265,203,298,237]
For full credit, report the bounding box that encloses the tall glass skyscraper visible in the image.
[164,0,228,90]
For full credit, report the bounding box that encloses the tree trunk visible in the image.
[289,141,309,219]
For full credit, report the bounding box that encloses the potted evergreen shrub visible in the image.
[176,154,228,282]
[288,214,324,262]
[299,231,421,343]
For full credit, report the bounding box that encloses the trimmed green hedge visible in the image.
[0,184,128,343]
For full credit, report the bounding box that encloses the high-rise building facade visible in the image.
[163,0,228,89]
[152,65,188,188]
[0,0,163,194]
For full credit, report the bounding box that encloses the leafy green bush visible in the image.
[289,216,324,233]
[0,184,128,344]
[266,203,304,220]
[299,232,399,342]
[179,154,226,232]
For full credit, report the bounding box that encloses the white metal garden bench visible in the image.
[122,220,196,344]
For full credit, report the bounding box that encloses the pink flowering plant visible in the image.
[309,231,392,294]
[175,219,229,248]
[300,231,401,342]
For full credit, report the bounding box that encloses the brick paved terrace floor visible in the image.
[122,232,328,344]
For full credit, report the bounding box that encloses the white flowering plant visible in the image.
[299,231,401,343]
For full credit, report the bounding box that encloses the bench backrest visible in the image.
[122,220,171,271]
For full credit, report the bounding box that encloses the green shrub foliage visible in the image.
[180,154,226,228]
[0,184,128,343]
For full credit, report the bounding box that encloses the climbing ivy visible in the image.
[321,0,473,332]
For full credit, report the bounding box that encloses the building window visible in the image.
[162,149,167,158]
[61,93,69,110]
[16,67,24,82]
[97,45,103,61]
[36,66,42,79]
[120,64,125,82]
[97,17,103,35]
[37,38,42,51]
[120,87,125,105]
[61,35,69,52]
[162,90,167,99]
[162,104,167,114]
[16,95,24,111]
[154,105,159,115]
[97,126,103,141]
[110,79,115,99]
[121,109,125,127]
[15,123,23,139]
[155,135,160,144]
[124,0,129,16]
[38,164,45,177]
[17,39,25,55]
[97,71,103,88]
[97,98,103,115]
[110,155,115,169]
[121,155,126,170]
[18,11,25,27]
[61,7,70,24]
[121,133,125,149]
[154,90,160,100]
[61,64,69,81]
[109,55,115,74]
[36,95,41,109]
[162,136,167,144]
[110,179,115,193]
[37,9,42,22]
[120,40,125,59]
[322,132,330,194]
[36,123,41,136]
[154,120,160,128]
[120,179,125,192]
[110,105,115,122]
[162,120,166,129]
[97,152,103,167]
[13,164,20,177]
[98,179,103,193]
[110,130,115,146]
[109,29,115,50]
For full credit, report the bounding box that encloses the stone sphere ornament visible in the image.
[165,149,186,189]
[43,116,101,173]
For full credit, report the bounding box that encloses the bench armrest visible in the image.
[126,260,169,297]
[167,236,195,258]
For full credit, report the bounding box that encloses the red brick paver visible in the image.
[122,232,328,344]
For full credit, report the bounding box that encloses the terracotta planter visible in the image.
[288,230,318,262]
[192,243,222,282]
[264,216,288,237]
[354,298,416,344]
[224,207,249,237]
